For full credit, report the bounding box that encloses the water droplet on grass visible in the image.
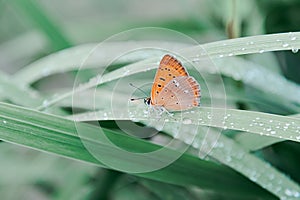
[42,100,49,107]
[288,32,297,41]
[182,118,192,124]
[291,48,299,53]
[103,112,108,120]
[123,68,130,75]
[285,189,293,196]
[282,43,289,48]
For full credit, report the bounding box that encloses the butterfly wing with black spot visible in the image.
[151,55,188,105]
[155,76,201,111]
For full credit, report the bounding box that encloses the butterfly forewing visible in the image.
[150,55,188,105]
[155,76,201,111]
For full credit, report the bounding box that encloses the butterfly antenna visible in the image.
[129,83,149,101]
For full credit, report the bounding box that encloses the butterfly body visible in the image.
[146,55,201,111]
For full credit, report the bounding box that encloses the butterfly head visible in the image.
[144,97,151,106]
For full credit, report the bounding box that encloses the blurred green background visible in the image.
[0,0,300,199]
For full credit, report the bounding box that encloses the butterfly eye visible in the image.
[144,98,151,105]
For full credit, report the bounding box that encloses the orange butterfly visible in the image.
[144,54,201,111]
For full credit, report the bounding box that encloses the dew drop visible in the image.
[192,58,201,63]
[292,48,299,53]
[249,174,258,182]
[42,100,49,107]
[3,120,7,124]
[103,112,108,120]
[156,124,163,131]
[288,32,297,41]
[182,118,192,124]
[123,69,130,75]
[259,49,265,53]
[270,130,276,135]
[285,189,293,196]
[282,43,289,48]
[184,137,193,144]
[193,140,200,148]
[294,191,300,197]
[225,155,232,162]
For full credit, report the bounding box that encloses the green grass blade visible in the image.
[13,42,189,85]
[10,0,72,50]
[234,114,300,151]
[192,129,300,200]
[70,107,300,143]
[0,102,275,198]
[0,72,42,107]
[35,32,300,110]
[14,32,300,90]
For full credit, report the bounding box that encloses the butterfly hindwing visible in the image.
[151,55,188,104]
[155,76,201,111]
